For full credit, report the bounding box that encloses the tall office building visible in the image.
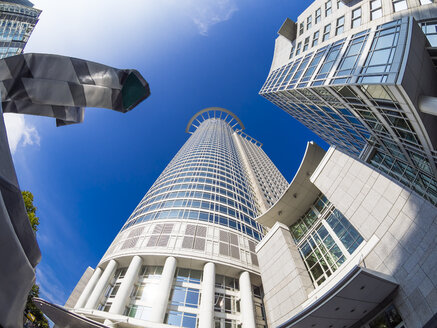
[260,0,437,205]
[67,108,288,328]
[0,0,41,58]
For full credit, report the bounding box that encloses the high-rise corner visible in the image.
[260,0,437,206]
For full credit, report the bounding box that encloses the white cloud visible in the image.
[4,114,40,154]
[188,0,238,36]
[36,264,67,306]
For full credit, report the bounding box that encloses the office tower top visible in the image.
[66,107,288,328]
[0,0,41,58]
[260,0,437,205]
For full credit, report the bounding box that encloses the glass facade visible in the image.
[261,18,437,205]
[120,112,288,240]
[290,194,364,286]
[0,1,41,58]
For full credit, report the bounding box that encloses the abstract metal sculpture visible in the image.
[0,53,150,327]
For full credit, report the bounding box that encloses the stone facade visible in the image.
[312,147,437,328]
[256,223,314,327]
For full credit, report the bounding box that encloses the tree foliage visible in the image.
[21,191,49,328]
[22,190,39,232]
[25,285,49,328]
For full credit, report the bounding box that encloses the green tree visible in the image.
[22,191,49,328]
[22,190,39,232]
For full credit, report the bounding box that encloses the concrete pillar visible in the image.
[198,262,215,328]
[149,256,177,323]
[74,267,103,309]
[239,271,256,328]
[85,259,117,309]
[109,256,142,315]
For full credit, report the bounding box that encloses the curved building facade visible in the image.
[260,0,437,206]
[69,108,288,328]
[0,0,41,58]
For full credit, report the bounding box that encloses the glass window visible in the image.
[299,22,304,35]
[139,265,163,279]
[125,305,151,321]
[337,0,345,9]
[336,16,345,35]
[131,282,160,304]
[175,268,202,284]
[370,0,383,20]
[314,39,344,81]
[291,194,364,287]
[421,20,437,47]
[419,0,432,4]
[170,286,200,308]
[325,0,332,16]
[315,8,322,24]
[215,274,239,291]
[215,293,240,314]
[351,7,362,28]
[392,0,407,12]
[312,31,320,47]
[307,15,312,30]
[296,42,302,55]
[114,267,127,279]
[303,37,310,51]
[368,304,404,328]
[323,24,331,41]
[334,31,369,78]
[109,283,120,298]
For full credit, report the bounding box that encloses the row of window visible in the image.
[290,194,364,286]
[138,178,258,215]
[122,208,263,240]
[297,0,432,41]
[0,4,40,18]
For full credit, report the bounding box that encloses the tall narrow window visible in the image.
[370,0,382,19]
[325,0,332,16]
[312,31,320,47]
[296,42,302,55]
[392,0,407,12]
[336,16,345,35]
[299,22,304,35]
[337,0,345,9]
[307,15,312,30]
[323,24,331,41]
[303,37,310,51]
[315,8,322,24]
[289,43,296,59]
[351,7,362,28]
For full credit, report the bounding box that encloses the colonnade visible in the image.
[74,256,257,328]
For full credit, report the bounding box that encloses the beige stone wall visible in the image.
[312,148,437,328]
[65,266,94,308]
[256,223,314,327]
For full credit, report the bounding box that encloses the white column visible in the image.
[85,259,117,309]
[239,271,256,328]
[198,262,215,328]
[74,267,102,309]
[149,256,177,323]
[109,256,142,315]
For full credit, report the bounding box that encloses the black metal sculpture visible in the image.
[0,53,150,327]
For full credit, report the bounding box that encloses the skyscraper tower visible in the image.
[260,0,437,205]
[0,0,41,58]
[69,108,288,328]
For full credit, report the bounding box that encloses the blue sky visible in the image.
[5,0,327,305]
